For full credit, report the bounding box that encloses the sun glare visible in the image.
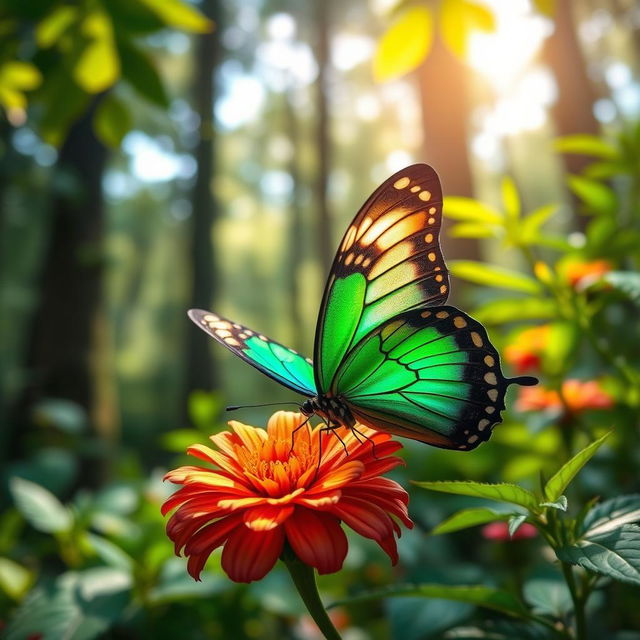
[467,0,551,91]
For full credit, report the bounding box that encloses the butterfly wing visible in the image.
[188,309,316,396]
[314,164,448,392]
[332,306,536,450]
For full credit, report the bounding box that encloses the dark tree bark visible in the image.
[7,105,111,487]
[542,0,601,175]
[419,32,480,267]
[183,0,220,405]
[313,0,333,277]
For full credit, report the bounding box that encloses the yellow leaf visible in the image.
[36,5,78,48]
[532,0,556,16]
[440,0,495,59]
[0,86,25,110]
[138,0,213,34]
[73,10,120,93]
[501,176,520,219]
[0,61,42,90]
[373,7,433,82]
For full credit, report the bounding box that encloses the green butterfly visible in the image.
[190,164,536,450]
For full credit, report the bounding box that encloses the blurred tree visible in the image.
[183,0,221,406]
[2,0,211,481]
[313,0,333,276]
[541,0,601,176]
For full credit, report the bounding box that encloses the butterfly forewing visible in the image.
[314,164,449,393]
[333,306,514,450]
[188,309,316,396]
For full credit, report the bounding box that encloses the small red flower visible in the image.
[564,259,612,289]
[516,379,614,414]
[504,325,551,374]
[482,521,537,541]
[162,411,413,583]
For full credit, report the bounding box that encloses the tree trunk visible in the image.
[183,0,219,407]
[418,32,480,267]
[284,90,304,352]
[7,105,111,488]
[542,0,600,175]
[313,0,333,277]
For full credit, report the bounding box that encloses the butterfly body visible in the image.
[190,164,537,450]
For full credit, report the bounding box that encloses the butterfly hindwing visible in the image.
[333,306,515,450]
[188,309,316,397]
[314,164,448,392]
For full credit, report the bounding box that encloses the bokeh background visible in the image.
[1,0,639,638]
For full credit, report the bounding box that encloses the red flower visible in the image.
[482,521,537,541]
[504,325,550,374]
[516,379,614,414]
[564,259,612,289]
[162,411,413,583]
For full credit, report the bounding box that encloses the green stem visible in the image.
[561,561,587,640]
[282,549,342,640]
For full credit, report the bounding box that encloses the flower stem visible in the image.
[561,561,587,640]
[282,549,342,640]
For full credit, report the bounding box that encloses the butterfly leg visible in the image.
[289,414,313,455]
[351,424,379,460]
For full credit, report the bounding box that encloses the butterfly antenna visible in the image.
[226,401,303,412]
[507,376,539,387]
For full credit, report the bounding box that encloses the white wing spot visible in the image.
[393,176,410,189]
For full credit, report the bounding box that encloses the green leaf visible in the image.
[443,196,503,224]
[567,175,617,213]
[432,507,512,535]
[9,477,73,534]
[373,7,433,81]
[501,176,520,219]
[333,583,529,618]
[414,481,538,510]
[93,93,132,148]
[520,204,558,240]
[33,398,87,434]
[558,524,640,586]
[508,514,528,537]
[161,428,204,452]
[554,134,618,159]
[544,433,611,501]
[450,261,541,294]
[0,557,34,600]
[0,61,42,91]
[523,579,572,617]
[39,66,90,146]
[86,533,135,571]
[188,390,223,431]
[36,5,78,47]
[603,272,640,306]
[581,495,640,538]
[117,38,169,107]
[73,9,120,93]
[473,297,556,325]
[138,0,213,33]
[540,495,568,511]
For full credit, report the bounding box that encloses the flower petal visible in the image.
[329,496,394,541]
[183,513,244,580]
[243,504,294,531]
[307,460,364,493]
[221,523,284,583]
[285,508,347,574]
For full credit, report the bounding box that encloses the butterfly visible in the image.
[189,164,537,450]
